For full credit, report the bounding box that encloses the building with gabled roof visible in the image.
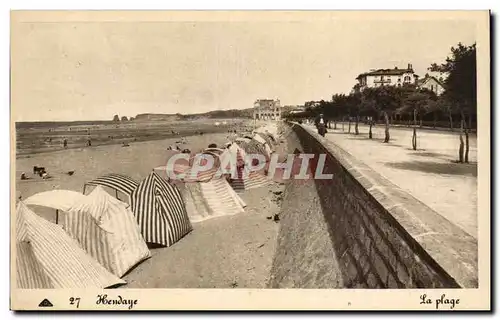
[354,63,419,92]
[416,73,445,96]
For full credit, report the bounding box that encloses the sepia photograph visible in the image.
[9,10,490,311]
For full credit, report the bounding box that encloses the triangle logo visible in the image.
[38,299,53,307]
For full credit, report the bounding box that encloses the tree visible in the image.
[112,115,120,122]
[429,42,476,163]
[329,94,345,130]
[347,93,362,135]
[360,91,377,139]
[362,86,401,143]
[121,116,128,122]
[397,89,437,150]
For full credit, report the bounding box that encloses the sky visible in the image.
[11,15,478,121]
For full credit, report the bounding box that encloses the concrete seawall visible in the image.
[268,122,478,289]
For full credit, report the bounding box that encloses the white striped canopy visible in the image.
[130,171,192,247]
[224,143,271,193]
[180,177,246,223]
[15,202,125,289]
[235,137,268,158]
[255,132,276,147]
[23,190,86,212]
[85,173,138,198]
[154,150,192,178]
[252,133,273,157]
[204,147,225,154]
[181,151,222,183]
[254,123,280,140]
[64,186,151,277]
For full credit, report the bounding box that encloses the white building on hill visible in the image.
[253,99,282,121]
[354,63,419,92]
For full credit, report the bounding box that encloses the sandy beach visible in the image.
[15,120,284,288]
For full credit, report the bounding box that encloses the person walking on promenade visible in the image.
[315,113,327,137]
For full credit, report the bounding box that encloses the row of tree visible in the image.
[112,115,134,122]
[285,42,477,164]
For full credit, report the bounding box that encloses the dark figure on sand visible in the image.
[33,166,45,175]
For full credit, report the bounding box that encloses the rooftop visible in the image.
[356,63,416,80]
[356,68,414,79]
[416,74,445,87]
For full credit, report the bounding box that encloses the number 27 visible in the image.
[69,297,81,308]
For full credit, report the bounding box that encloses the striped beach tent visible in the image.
[177,183,212,223]
[256,131,276,147]
[154,150,192,180]
[23,189,87,224]
[176,149,246,223]
[204,147,226,155]
[199,177,246,216]
[235,137,268,159]
[181,151,222,183]
[130,171,192,247]
[23,190,86,212]
[223,143,271,193]
[254,123,280,141]
[180,177,246,223]
[84,173,138,203]
[63,186,151,277]
[252,133,273,157]
[232,138,270,173]
[15,202,125,289]
[263,130,278,144]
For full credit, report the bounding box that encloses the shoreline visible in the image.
[15,121,257,159]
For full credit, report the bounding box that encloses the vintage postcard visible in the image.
[10,10,490,311]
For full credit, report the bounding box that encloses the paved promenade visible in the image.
[307,123,478,239]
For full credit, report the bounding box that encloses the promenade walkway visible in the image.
[307,123,478,239]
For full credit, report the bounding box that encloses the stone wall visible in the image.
[268,122,477,288]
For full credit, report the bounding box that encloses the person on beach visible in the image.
[63,138,68,149]
[315,113,327,137]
